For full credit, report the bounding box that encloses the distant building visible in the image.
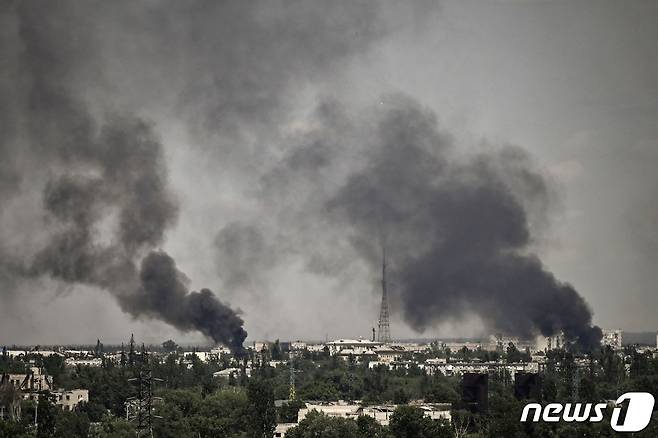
[602,329,623,349]
[2,368,88,411]
[546,333,565,350]
[4,350,63,359]
[1,367,53,392]
[296,401,450,426]
[210,346,231,359]
[424,361,538,378]
[275,423,296,437]
[490,334,520,349]
[65,358,103,367]
[252,342,268,353]
[213,367,251,380]
[305,344,326,353]
[54,389,89,411]
[373,346,401,363]
[183,351,211,362]
[326,339,382,356]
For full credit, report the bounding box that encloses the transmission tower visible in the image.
[126,349,163,437]
[288,357,301,400]
[377,246,392,344]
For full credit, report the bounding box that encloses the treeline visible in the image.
[1,344,658,437]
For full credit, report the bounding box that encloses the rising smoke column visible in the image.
[0,1,247,351]
[210,94,602,350]
[328,96,602,350]
[0,0,397,346]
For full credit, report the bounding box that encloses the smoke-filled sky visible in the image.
[1,1,656,346]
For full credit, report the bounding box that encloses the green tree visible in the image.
[286,411,359,438]
[271,340,282,361]
[277,400,304,423]
[247,379,276,438]
[506,343,522,364]
[356,415,393,438]
[389,405,452,438]
[90,414,135,438]
[162,340,179,354]
[55,410,89,438]
[392,388,409,404]
[36,394,58,438]
[0,419,28,438]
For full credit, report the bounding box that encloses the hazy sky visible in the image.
[1,0,656,346]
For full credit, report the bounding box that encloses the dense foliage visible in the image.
[1,344,657,437]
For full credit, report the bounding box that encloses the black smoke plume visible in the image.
[208,93,602,349]
[0,1,247,351]
[327,97,602,350]
[131,252,247,353]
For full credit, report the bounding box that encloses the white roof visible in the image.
[327,339,382,345]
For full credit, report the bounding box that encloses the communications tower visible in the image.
[377,246,391,343]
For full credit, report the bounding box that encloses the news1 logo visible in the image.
[520,392,655,432]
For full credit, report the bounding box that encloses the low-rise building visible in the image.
[425,361,538,378]
[1,367,53,392]
[290,341,307,351]
[54,389,89,411]
[65,358,103,367]
[213,367,252,380]
[326,339,382,356]
[602,329,623,350]
[296,401,451,427]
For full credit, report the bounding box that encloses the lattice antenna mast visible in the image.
[377,244,391,343]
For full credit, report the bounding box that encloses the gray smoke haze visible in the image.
[0,1,247,350]
[2,1,652,346]
[328,97,602,350]
[224,95,601,349]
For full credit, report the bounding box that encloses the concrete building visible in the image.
[54,389,89,411]
[297,401,451,426]
[424,361,539,378]
[1,367,53,392]
[305,344,327,353]
[546,333,566,350]
[65,358,103,367]
[602,329,623,350]
[252,342,268,353]
[212,367,252,380]
[274,423,296,437]
[210,346,231,360]
[290,341,307,351]
[326,339,382,356]
[4,350,63,359]
[373,346,401,363]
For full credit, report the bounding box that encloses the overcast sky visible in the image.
[1,0,656,346]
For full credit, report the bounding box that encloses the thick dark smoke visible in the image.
[326,97,602,350]
[131,252,247,353]
[221,95,602,350]
[1,1,603,349]
[0,1,247,350]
